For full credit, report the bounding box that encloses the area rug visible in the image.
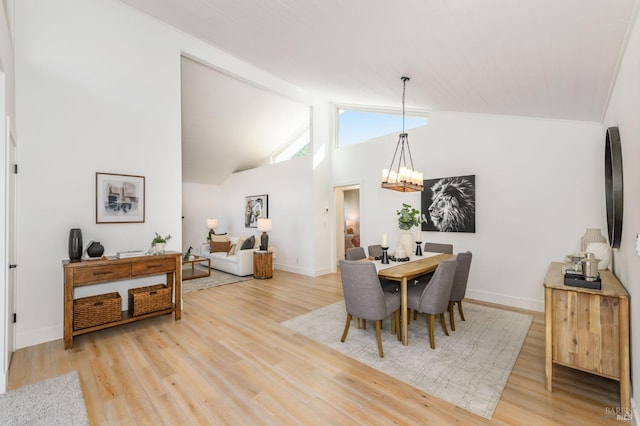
[282,301,532,419]
[182,267,252,293]
[0,371,88,426]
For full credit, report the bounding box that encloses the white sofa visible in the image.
[199,238,256,276]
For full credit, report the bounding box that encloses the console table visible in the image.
[63,252,182,349]
[543,262,630,410]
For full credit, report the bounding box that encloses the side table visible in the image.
[253,251,273,279]
[182,255,211,281]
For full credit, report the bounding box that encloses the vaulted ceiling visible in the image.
[117,0,638,183]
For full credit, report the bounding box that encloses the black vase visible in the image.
[68,228,83,262]
[87,241,104,258]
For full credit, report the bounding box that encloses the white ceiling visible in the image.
[117,0,638,183]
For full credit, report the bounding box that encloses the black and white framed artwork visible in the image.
[421,174,475,233]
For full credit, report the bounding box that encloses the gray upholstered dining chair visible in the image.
[367,244,383,258]
[413,242,453,290]
[346,247,366,260]
[338,260,401,357]
[423,242,454,254]
[449,251,473,331]
[406,258,457,349]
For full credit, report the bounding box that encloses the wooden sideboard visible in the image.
[63,252,182,349]
[543,262,630,410]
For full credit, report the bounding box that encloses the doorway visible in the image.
[334,184,360,263]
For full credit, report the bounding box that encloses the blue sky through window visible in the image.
[338,109,427,147]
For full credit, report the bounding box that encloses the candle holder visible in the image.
[415,241,422,256]
[381,246,390,264]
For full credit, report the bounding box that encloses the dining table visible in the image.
[374,252,454,345]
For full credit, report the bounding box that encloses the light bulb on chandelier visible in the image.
[381,77,424,192]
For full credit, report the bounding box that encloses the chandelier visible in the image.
[381,76,424,192]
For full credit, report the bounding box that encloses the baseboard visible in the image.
[465,289,544,312]
[0,371,6,394]
[273,263,329,276]
[631,397,638,425]
[16,324,61,350]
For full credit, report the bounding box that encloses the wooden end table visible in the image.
[253,251,273,279]
[182,255,211,280]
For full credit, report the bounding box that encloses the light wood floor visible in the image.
[8,270,628,425]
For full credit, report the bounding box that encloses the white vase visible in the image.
[580,228,607,252]
[586,242,611,270]
[153,242,166,254]
[399,229,414,255]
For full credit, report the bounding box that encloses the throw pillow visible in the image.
[226,244,237,256]
[210,241,231,253]
[240,235,255,250]
[210,234,229,243]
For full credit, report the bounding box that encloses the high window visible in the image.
[337,107,428,148]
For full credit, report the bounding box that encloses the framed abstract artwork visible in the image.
[421,174,476,233]
[245,194,268,228]
[96,172,145,223]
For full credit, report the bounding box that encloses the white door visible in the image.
[5,120,16,374]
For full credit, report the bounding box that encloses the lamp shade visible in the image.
[257,218,272,232]
[206,218,218,230]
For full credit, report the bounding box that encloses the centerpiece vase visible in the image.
[399,229,414,255]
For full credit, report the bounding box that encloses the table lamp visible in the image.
[257,218,272,251]
[206,218,218,238]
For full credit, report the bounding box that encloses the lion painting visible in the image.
[422,175,475,233]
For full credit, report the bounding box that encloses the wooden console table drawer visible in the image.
[131,257,175,276]
[73,263,131,285]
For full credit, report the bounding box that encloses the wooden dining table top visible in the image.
[376,253,453,281]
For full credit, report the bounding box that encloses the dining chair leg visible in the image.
[362,319,367,329]
[440,313,449,336]
[396,311,401,341]
[375,320,384,358]
[341,314,352,342]
[391,312,396,335]
[458,301,465,321]
[413,309,418,321]
[448,301,456,331]
[427,314,436,349]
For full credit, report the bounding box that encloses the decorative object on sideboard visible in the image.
[96,172,145,223]
[68,228,83,262]
[245,194,268,228]
[586,242,611,270]
[605,126,623,248]
[86,241,104,258]
[206,218,218,240]
[579,228,607,252]
[151,232,171,254]
[421,175,476,233]
[381,76,424,192]
[257,218,273,251]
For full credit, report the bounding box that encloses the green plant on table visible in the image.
[151,232,172,245]
[396,203,426,230]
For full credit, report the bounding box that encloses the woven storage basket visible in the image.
[128,284,172,316]
[73,292,121,330]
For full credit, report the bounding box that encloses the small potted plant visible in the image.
[396,203,426,254]
[151,232,171,254]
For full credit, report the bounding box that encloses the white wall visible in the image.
[332,112,604,311]
[12,0,309,348]
[602,5,640,419]
[181,182,222,252]
[0,0,14,394]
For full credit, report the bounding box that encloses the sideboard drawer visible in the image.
[73,264,131,284]
[131,257,176,276]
